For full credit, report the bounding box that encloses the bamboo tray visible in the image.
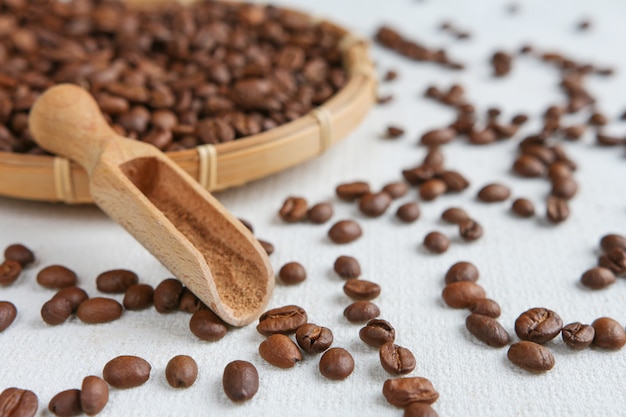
[0,0,376,204]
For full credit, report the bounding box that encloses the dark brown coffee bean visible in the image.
[259,239,275,255]
[76,297,123,324]
[328,220,362,244]
[422,147,445,170]
[469,298,501,318]
[278,262,306,285]
[359,192,392,217]
[382,377,439,407]
[4,243,34,266]
[379,342,416,375]
[279,196,308,222]
[335,181,371,201]
[344,301,380,323]
[80,376,108,416]
[600,234,626,253]
[507,341,555,372]
[402,165,436,185]
[308,203,333,224]
[589,112,608,126]
[343,279,381,301]
[419,179,447,201]
[223,360,259,402]
[257,305,307,336]
[359,319,396,348]
[153,278,184,313]
[123,284,154,311]
[445,261,479,284]
[596,132,624,147]
[580,267,616,289]
[165,355,198,388]
[440,207,469,224]
[0,301,17,332]
[511,198,535,217]
[189,309,228,342]
[551,177,578,199]
[295,323,333,354]
[561,322,595,350]
[319,347,354,380]
[333,255,361,279]
[465,313,510,348]
[442,281,486,308]
[438,170,470,192]
[259,334,302,368]
[384,70,398,81]
[178,288,202,313]
[396,202,421,223]
[404,402,439,417]
[548,161,573,181]
[0,260,21,286]
[563,125,586,140]
[515,307,563,344]
[420,127,456,146]
[96,269,138,293]
[386,125,405,138]
[52,287,89,313]
[598,249,626,276]
[468,128,497,145]
[546,196,570,223]
[103,355,151,389]
[592,317,626,350]
[0,387,38,417]
[36,265,77,289]
[423,231,450,254]
[477,183,511,202]
[458,219,483,241]
[41,297,72,326]
[48,389,81,417]
[513,155,546,177]
[382,182,409,199]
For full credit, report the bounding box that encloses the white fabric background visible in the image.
[1,0,626,416]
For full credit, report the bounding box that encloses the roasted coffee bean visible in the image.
[600,234,626,253]
[379,342,416,375]
[36,265,77,289]
[359,192,392,217]
[546,196,570,223]
[383,181,409,199]
[0,260,21,285]
[551,177,578,199]
[592,317,626,350]
[422,147,445,171]
[511,198,535,217]
[589,112,608,126]
[561,322,595,350]
[511,114,529,125]
[441,207,470,224]
[189,309,228,342]
[465,313,510,348]
[308,203,333,224]
[513,155,546,177]
[123,284,154,311]
[386,126,405,138]
[419,179,447,201]
[238,218,254,233]
[359,319,396,348]
[103,356,151,389]
[259,239,275,255]
[384,70,398,81]
[153,278,184,313]
[319,347,354,380]
[469,299,501,318]
[48,389,81,417]
[0,301,17,332]
[442,281,486,308]
[52,287,89,313]
[563,125,586,140]
[382,377,439,407]
[423,231,450,254]
[396,202,421,223]
[165,355,198,388]
[344,301,380,323]
[402,165,436,185]
[279,197,308,222]
[278,262,307,285]
[507,341,555,372]
[41,297,72,326]
[222,360,259,402]
[477,183,511,202]
[295,323,333,354]
[439,170,469,192]
[598,249,626,276]
[404,402,439,417]
[328,220,362,244]
[420,127,456,146]
[257,305,307,336]
[4,243,34,266]
[80,376,108,416]
[333,255,361,279]
[523,145,555,166]
[259,334,302,368]
[458,219,483,241]
[548,161,573,181]
[0,387,38,417]
[580,267,616,289]
[514,307,563,344]
[445,261,479,285]
[96,269,139,293]
[76,297,123,324]
[343,279,381,301]
[468,128,497,145]
[335,181,371,201]
[178,288,202,313]
[595,132,624,147]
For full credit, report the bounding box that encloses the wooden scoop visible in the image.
[28,84,274,327]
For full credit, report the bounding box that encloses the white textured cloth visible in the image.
[1,1,626,416]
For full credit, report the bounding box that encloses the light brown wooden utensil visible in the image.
[29,84,274,326]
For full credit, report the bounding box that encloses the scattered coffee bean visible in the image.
[561,322,595,350]
[468,128,497,145]
[41,297,72,326]
[319,347,354,380]
[359,319,396,348]
[379,342,416,375]
[396,202,421,223]
[419,179,447,201]
[153,278,184,313]
[96,269,139,293]
[439,170,470,192]
[445,261,479,285]
[0,387,38,417]
[477,183,511,202]
[238,218,254,234]
[511,198,535,217]
[513,155,546,177]
[257,305,308,336]
[344,301,380,323]
[384,70,398,81]
[383,182,409,199]
[404,402,439,417]
[0,260,21,286]
[52,287,89,313]
[259,334,302,368]
[80,376,109,416]
[189,309,228,342]
[259,240,275,255]
[507,341,555,372]
[423,231,450,254]
[328,220,363,244]
[458,218,483,241]
[514,307,563,344]
[592,317,626,350]
[598,249,626,276]
[469,299,501,318]
[580,267,616,289]
[222,360,259,402]
[36,265,77,289]
[333,255,361,279]
[551,177,578,199]
[165,355,198,388]
[465,313,510,348]
[441,207,470,224]
[546,196,570,223]
[491,50,513,77]
[548,161,573,181]
[0,301,17,332]
[511,114,529,125]
[420,127,456,146]
[402,165,436,185]
[386,125,405,138]
[563,125,586,140]
[295,323,334,354]
[4,244,34,267]
[103,355,151,389]
[359,192,392,217]
[76,297,123,324]
[308,203,333,224]
[589,112,608,126]
[600,234,626,253]
[123,284,154,311]
[382,377,439,408]
[278,262,307,285]
[48,389,81,417]
[423,147,445,171]
[279,197,308,222]
[336,181,371,201]
[441,281,486,308]
[178,288,203,313]
[343,279,381,301]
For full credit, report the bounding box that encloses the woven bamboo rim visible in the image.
[0,0,376,204]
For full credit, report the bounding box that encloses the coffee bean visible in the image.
[511,198,535,217]
[48,389,81,417]
[600,234,626,252]
[546,196,570,223]
[379,342,416,375]
[343,279,381,301]
[96,269,139,293]
[295,323,333,354]
[257,305,307,336]
[222,360,259,402]
[561,322,595,350]
[512,155,546,177]
[258,334,302,368]
[592,317,626,350]
[423,231,450,254]
[523,145,555,166]
[404,402,439,417]
[458,218,483,241]
[279,196,308,222]
[178,288,203,313]
[597,250,626,276]
[52,287,89,313]
[80,376,109,416]
[36,265,77,289]
[386,126,405,138]
[382,181,409,199]
[507,341,555,372]
[548,161,573,181]
[4,243,34,266]
[344,301,380,323]
[511,114,529,125]
[328,220,362,244]
[0,301,17,332]
[0,260,21,286]
[419,179,447,201]
[165,355,198,388]
[319,347,354,380]
[438,170,470,192]
[420,127,456,146]
[422,147,445,171]
[563,125,586,140]
[0,387,38,417]
[589,112,608,126]
[469,299,501,318]
[123,284,154,311]
[153,278,184,313]
[477,183,511,202]
[514,307,563,344]
[442,281,486,308]
[382,377,439,408]
[308,203,333,224]
[359,319,396,348]
[440,207,470,224]
[396,202,421,223]
[445,261,479,285]
[189,309,228,342]
[580,267,616,289]
[468,128,497,145]
[333,256,361,279]
[335,181,371,201]
[76,297,123,324]
[41,297,72,326]
[384,70,398,81]
[402,165,436,185]
[278,262,306,285]
[103,355,151,389]
[551,177,578,199]
[258,239,275,255]
[465,313,510,348]
[359,192,392,217]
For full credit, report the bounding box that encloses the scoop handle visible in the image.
[29,84,117,175]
